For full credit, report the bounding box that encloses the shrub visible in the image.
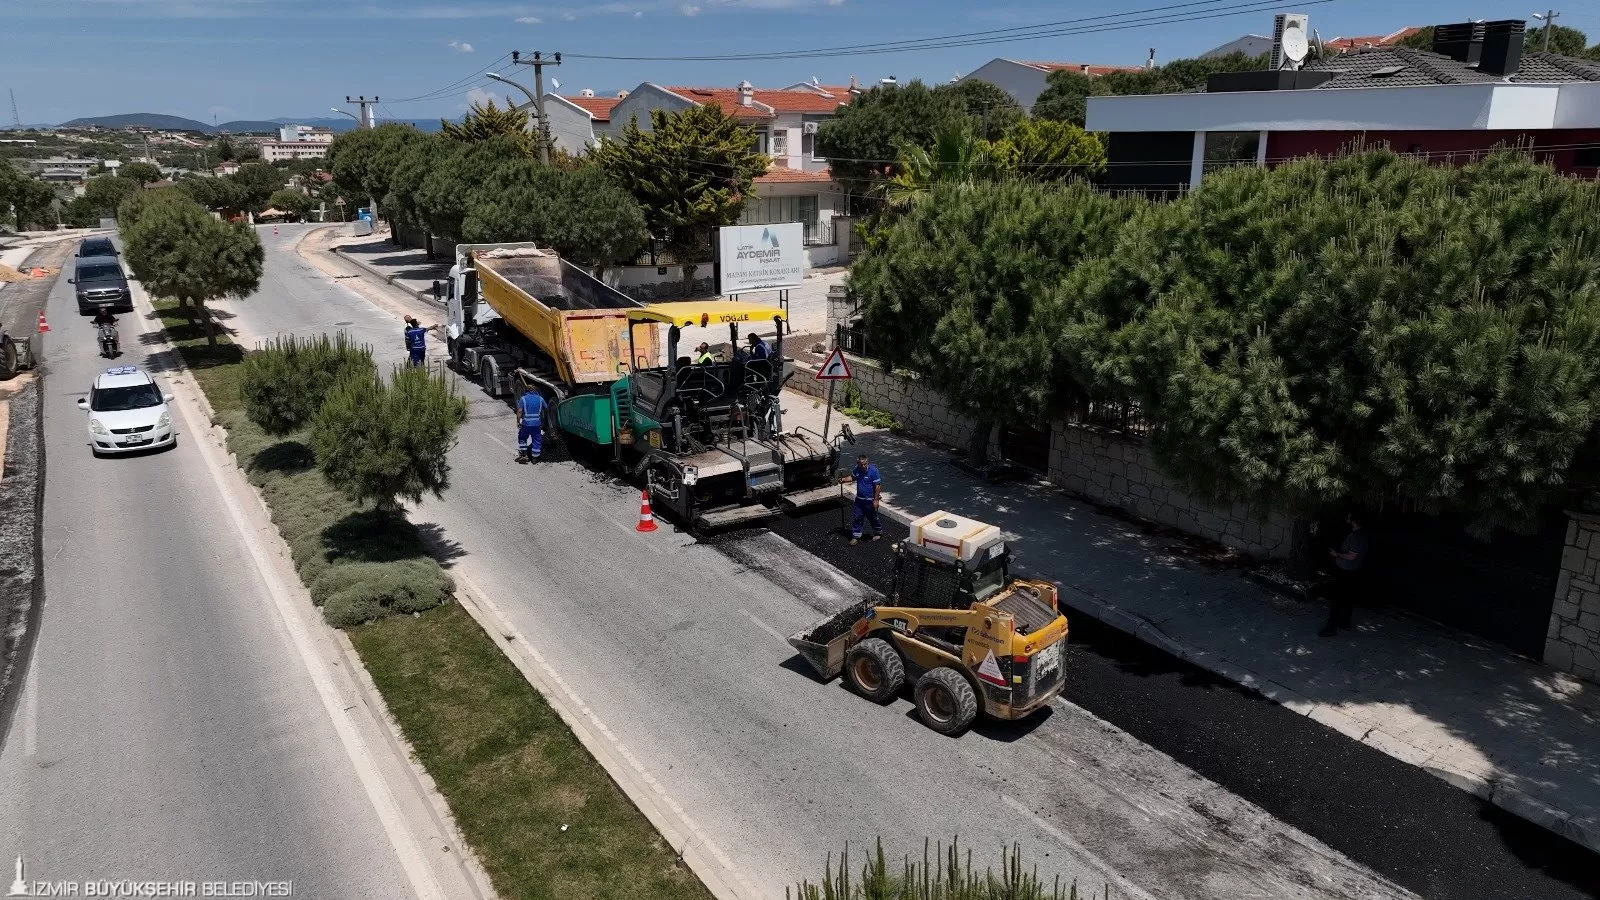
[240,332,376,436]
[792,839,1097,900]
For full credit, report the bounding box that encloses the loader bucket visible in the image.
[787,602,870,681]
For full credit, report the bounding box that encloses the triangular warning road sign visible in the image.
[975,650,1007,686]
[816,347,852,381]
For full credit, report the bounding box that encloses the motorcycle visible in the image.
[97,322,120,359]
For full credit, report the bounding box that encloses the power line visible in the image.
[561,0,1342,62]
[384,51,516,104]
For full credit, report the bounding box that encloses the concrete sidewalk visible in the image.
[311,224,1600,857]
[324,227,450,306]
[860,428,1600,855]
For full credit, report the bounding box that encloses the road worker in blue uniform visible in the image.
[403,317,427,368]
[745,332,770,361]
[843,453,883,544]
[516,386,546,463]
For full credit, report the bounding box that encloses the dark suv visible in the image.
[77,236,118,258]
[71,257,132,315]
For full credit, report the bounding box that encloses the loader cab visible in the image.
[623,301,786,450]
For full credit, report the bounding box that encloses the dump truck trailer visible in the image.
[442,244,844,529]
[790,512,1069,735]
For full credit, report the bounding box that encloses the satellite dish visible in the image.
[551,78,561,90]
[1281,21,1309,62]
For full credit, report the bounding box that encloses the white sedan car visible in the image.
[78,366,177,456]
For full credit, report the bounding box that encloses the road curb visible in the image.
[877,493,1600,856]
[449,572,761,900]
[330,245,445,308]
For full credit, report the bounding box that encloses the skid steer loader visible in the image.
[789,512,1069,736]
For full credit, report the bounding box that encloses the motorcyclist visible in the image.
[92,310,119,356]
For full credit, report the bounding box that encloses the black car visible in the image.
[70,257,132,315]
[77,236,117,258]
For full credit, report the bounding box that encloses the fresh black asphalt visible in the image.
[714,504,1600,900]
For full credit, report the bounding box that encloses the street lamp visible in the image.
[485,72,539,111]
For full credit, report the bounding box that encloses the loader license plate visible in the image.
[1033,642,1061,678]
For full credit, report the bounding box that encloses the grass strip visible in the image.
[152,300,711,900]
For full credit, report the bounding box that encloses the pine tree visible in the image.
[310,366,469,511]
[120,194,264,344]
[592,104,768,294]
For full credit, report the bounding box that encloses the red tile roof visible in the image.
[755,88,849,114]
[1022,61,1144,76]
[563,96,620,122]
[662,86,775,119]
[1326,27,1421,51]
[754,167,834,184]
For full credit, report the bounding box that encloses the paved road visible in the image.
[0,248,418,898]
[204,224,1469,899]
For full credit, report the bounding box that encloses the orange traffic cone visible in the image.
[273,225,279,236]
[636,489,658,533]
[36,311,49,333]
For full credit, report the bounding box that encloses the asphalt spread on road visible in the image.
[705,503,1600,900]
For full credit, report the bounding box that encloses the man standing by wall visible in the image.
[843,453,883,545]
[1320,511,1370,637]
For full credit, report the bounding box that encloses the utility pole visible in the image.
[1532,10,1560,52]
[346,95,380,221]
[345,95,380,129]
[512,50,560,165]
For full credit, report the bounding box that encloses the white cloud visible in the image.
[633,9,642,15]
[466,87,499,110]
[679,2,699,13]
[448,39,475,52]
[515,14,540,21]
[562,10,575,18]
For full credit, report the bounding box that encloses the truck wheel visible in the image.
[915,668,978,736]
[845,637,904,704]
[480,357,503,397]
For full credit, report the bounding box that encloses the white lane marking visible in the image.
[738,609,789,644]
[1002,794,1165,900]
[137,288,445,900]
[481,431,512,452]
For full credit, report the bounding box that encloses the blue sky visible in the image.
[6,0,1600,124]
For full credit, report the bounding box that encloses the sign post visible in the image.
[815,346,852,442]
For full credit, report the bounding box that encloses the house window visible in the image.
[739,193,828,244]
[802,130,816,159]
[771,130,788,157]
[1575,147,1600,168]
[752,129,768,154]
[1202,132,1260,172]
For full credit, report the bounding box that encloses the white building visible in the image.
[277,124,334,144]
[959,59,1145,112]
[589,80,855,249]
[260,142,329,162]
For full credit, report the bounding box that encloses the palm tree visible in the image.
[882,124,994,208]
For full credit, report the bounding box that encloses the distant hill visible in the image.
[59,113,213,132]
[50,112,453,135]
[215,120,285,134]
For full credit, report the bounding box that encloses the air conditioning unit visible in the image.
[1271,12,1311,70]
[802,122,819,135]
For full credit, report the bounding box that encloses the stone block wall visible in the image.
[790,354,1293,557]
[1546,512,1600,682]
[1049,423,1294,557]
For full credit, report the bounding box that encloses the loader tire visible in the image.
[915,668,978,736]
[845,638,904,704]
